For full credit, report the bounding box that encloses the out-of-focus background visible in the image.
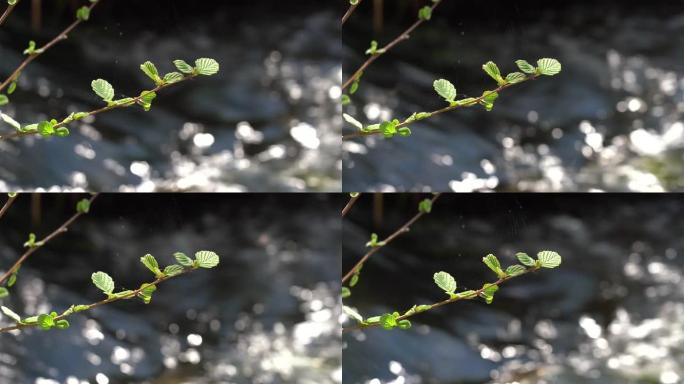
[343,193,684,383]
[343,0,684,192]
[0,193,341,383]
[0,0,340,192]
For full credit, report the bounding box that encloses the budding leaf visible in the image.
[1,306,21,323]
[173,59,194,74]
[516,252,536,267]
[418,6,432,20]
[505,264,526,276]
[91,79,114,102]
[418,199,432,214]
[195,58,220,76]
[174,252,194,267]
[163,72,184,84]
[137,284,156,304]
[0,287,8,299]
[0,94,8,106]
[91,271,115,295]
[537,250,562,268]
[136,91,156,111]
[482,254,505,278]
[515,59,536,74]
[76,198,90,214]
[140,61,163,85]
[194,250,219,268]
[479,283,499,304]
[341,287,351,298]
[433,271,457,295]
[163,264,184,276]
[433,79,457,103]
[76,6,90,21]
[343,113,364,131]
[343,305,364,323]
[140,254,163,277]
[482,61,505,85]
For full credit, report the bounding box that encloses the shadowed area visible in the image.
[343,194,684,383]
[0,0,340,191]
[0,193,341,383]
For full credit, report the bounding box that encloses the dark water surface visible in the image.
[0,194,341,383]
[0,1,340,191]
[343,194,684,383]
[343,0,684,191]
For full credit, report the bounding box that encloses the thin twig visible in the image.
[0,0,19,27]
[342,193,440,284]
[342,194,360,217]
[0,194,18,221]
[342,75,540,140]
[342,0,362,26]
[0,268,188,333]
[0,75,197,141]
[343,266,541,332]
[0,194,98,286]
[0,0,101,93]
[342,0,443,91]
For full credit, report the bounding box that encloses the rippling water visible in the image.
[0,1,340,191]
[342,1,684,191]
[342,194,684,383]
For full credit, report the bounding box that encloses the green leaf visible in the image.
[37,120,55,136]
[195,58,220,76]
[342,113,364,131]
[163,264,184,276]
[195,250,219,268]
[136,91,156,111]
[433,271,457,295]
[480,90,499,111]
[76,6,90,21]
[418,6,432,20]
[1,306,21,323]
[7,81,16,95]
[91,271,115,295]
[23,233,39,248]
[398,319,412,329]
[91,79,114,102]
[379,119,400,138]
[140,254,163,277]
[140,61,163,85]
[515,59,536,74]
[174,252,194,267]
[173,59,194,74]
[7,272,17,287]
[163,72,184,84]
[137,284,156,304]
[76,198,90,214]
[433,79,457,103]
[23,40,42,55]
[505,264,526,276]
[537,58,562,76]
[537,250,562,268]
[505,72,526,84]
[0,287,8,299]
[341,287,351,298]
[343,305,364,323]
[350,273,359,287]
[8,0,18,5]
[55,319,70,330]
[37,313,55,330]
[341,94,351,105]
[379,313,399,330]
[0,94,8,106]
[366,233,385,247]
[482,61,505,85]
[0,112,21,131]
[516,252,536,267]
[479,283,499,304]
[482,254,505,278]
[418,199,432,214]
[365,40,383,55]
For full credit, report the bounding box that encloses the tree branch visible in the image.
[342,193,440,284]
[0,0,19,27]
[0,194,18,221]
[0,194,98,286]
[342,0,362,26]
[342,194,360,217]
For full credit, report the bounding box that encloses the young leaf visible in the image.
[76,6,90,21]
[505,72,526,84]
[91,79,114,102]
[140,254,163,277]
[537,250,562,268]
[55,319,70,330]
[418,199,432,214]
[7,81,16,95]
[482,61,505,85]
[163,72,184,84]
[482,254,505,278]
[398,319,412,329]
[163,264,184,276]
[505,264,526,276]
[194,250,219,268]
[0,287,8,299]
[7,271,17,287]
[343,113,364,131]
[418,6,432,20]
[343,305,364,323]
[1,306,22,323]
[136,91,156,111]
[37,313,55,330]
[433,271,457,295]
[515,59,536,74]
[516,252,536,267]
[537,58,562,76]
[194,58,220,76]
[433,79,457,103]
[76,198,90,214]
[91,271,114,295]
[137,284,156,304]
[479,283,499,304]
[140,61,163,85]
[0,112,21,131]
[173,59,194,74]
[341,287,351,298]
[174,252,194,267]
[0,94,8,106]
[379,313,398,330]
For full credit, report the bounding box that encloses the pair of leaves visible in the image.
[517,250,562,268]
